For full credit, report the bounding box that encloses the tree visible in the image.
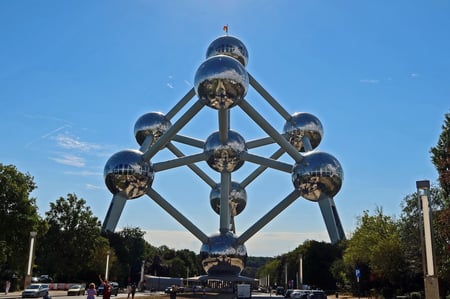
[400,186,450,295]
[343,208,409,298]
[0,164,44,287]
[105,227,146,285]
[36,193,106,281]
[431,112,450,198]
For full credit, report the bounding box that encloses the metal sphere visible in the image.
[104,149,154,199]
[204,130,247,172]
[206,35,249,67]
[283,112,323,152]
[210,182,247,216]
[200,232,247,276]
[194,55,249,110]
[292,151,343,201]
[134,112,172,146]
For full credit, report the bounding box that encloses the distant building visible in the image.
[144,275,183,291]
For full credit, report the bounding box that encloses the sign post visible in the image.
[355,268,361,299]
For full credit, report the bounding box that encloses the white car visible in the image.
[290,290,309,299]
[67,284,86,296]
[22,284,49,298]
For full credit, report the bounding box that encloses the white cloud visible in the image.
[410,73,419,78]
[359,79,379,84]
[63,170,102,176]
[166,83,174,89]
[50,154,85,167]
[55,135,101,151]
[137,229,330,257]
[86,183,103,190]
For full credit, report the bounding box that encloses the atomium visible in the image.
[194,55,249,110]
[283,112,323,152]
[206,35,249,67]
[102,33,345,280]
[292,151,343,201]
[210,182,247,216]
[204,130,247,172]
[200,232,247,276]
[134,112,172,147]
[104,149,154,199]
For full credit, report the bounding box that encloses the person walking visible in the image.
[5,280,11,295]
[98,275,112,299]
[86,283,96,299]
[126,283,132,299]
[130,283,136,299]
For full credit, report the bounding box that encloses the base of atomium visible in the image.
[200,232,247,276]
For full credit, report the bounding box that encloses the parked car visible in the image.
[284,289,294,298]
[22,284,49,298]
[309,290,326,299]
[67,284,86,296]
[290,290,309,299]
[276,286,285,295]
[97,282,119,296]
[164,286,184,294]
[39,275,53,283]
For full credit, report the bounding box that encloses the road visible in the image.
[3,290,351,299]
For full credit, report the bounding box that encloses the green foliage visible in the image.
[0,164,44,284]
[431,112,450,198]
[257,240,342,291]
[36,193,106,282]
[343,208,411,296]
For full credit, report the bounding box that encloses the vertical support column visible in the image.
[219,172,231,233]
[24,231,37,288]
[318,194,345,244]
[416,180,440,299]
[105,250,111,280]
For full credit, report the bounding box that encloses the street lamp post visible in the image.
[24,232,37,288]
[140,260,145,290]
[416,180,440,299]
[105,250,111,281]
[299,254,303,289]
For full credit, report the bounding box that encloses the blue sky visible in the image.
[1,0,449,257]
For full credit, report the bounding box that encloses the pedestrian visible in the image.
[86,283,96,299]
[130,283,136,299]
[98,275,112,299]
[126,284,132,299]
[5,280,11,295]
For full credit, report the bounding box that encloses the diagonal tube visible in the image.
[146,187,209,244]
[237,190,301,244]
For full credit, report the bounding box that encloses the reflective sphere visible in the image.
[134,112,172,146]
[195,55,249,110]
[206,35,249,66]
[200,232,247,276]
[104,149,154,199]
[204,130,247,172]
[210,182,247,216]
[292,151,343,201]
[283,112,323,152]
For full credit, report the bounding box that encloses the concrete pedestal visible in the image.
[424,275,439,299]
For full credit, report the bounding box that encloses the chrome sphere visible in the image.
[200,232,247,276]
[283,112,323,152]
[134,112,172,146]
[210,182,247,216]
[206,35,249,66]
[204,130,247,172]
[104,149,154,199]
[194,55,249,110]
[292,151,343,201]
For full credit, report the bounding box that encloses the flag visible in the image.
[223,25,228,33]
